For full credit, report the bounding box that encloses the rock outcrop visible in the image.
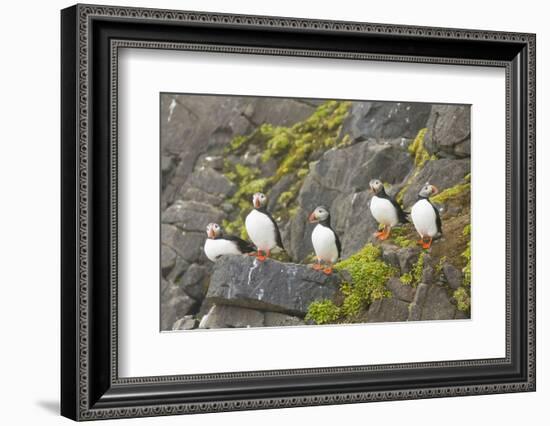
[206,256,340,317]
[340,101,432,140]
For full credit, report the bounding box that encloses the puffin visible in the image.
[410,183,442,249]
[203,223,256,262]
[308,206,341,275]
[245,192,284,261]
[369,179,408,240]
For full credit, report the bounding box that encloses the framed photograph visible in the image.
[61,4,536,421]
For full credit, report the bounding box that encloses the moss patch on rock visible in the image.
[306,244,396,324]
[397,127,433,203]
[453,287,470,312]
[305,300,341,325]
[400,252,425,287]
[222,100,351,239]
[431,181,470,204]
[391,226,416,248]
[408,127,430,167]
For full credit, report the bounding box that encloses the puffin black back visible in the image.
[160,93,471,331]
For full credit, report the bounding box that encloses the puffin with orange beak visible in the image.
[369,178,408,240]
[410,183,442,249]
[308,206,341,275]
[245,192,284,261]
[203,223,256,262]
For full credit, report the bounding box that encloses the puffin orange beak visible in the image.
[308,212,317,223]
[253,197,260,208]
[207,229,214,238]
[431,185,439,195]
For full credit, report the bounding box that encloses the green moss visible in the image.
[338,133,352,147]
[389,227,406,236]
[393,235,416,248]
[305,300,341,325]
[297,167,309,179]
[431,181,471,204]
[396,128,433,204]
[462,241,471,287]
[225,165,268,211]
[400,252,425,287]
[453,287,471,312]
[333,244,395,319]
[228,135,249,151]
[462,224,471,237]
[307,244,397,323]
[408,127,430,167]
[399,272,413,285]
[277,191,294,206]
[435,256,447,276]
[412,252,425,284]
[287,205,299,218]
[222,100,352,239]
[260,127,292,162]
[267,100,351,183]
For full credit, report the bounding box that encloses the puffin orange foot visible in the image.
[323,267,333,275]
[256,255,266,262]
[374,230,384,238]
[421,238,433,249]
[379,230,391,241]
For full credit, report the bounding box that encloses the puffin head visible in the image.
[206,223,222,239]
[309,206,330,223]
[419,183,439,198]
[252,192,267,209]
[369,179,384,194]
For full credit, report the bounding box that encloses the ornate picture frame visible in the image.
[61,4,535,420]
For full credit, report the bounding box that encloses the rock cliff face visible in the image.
[160,95,471,330]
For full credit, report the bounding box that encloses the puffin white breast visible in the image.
[204,238,241,262]
[411,199,438,238]
[370,196,399,226]
[245,209,277,251]
[311,224,339,263]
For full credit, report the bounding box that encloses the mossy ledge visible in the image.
[306,244,396,324]
[431,179,470,204]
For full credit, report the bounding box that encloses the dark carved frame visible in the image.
[61,3,536,421]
